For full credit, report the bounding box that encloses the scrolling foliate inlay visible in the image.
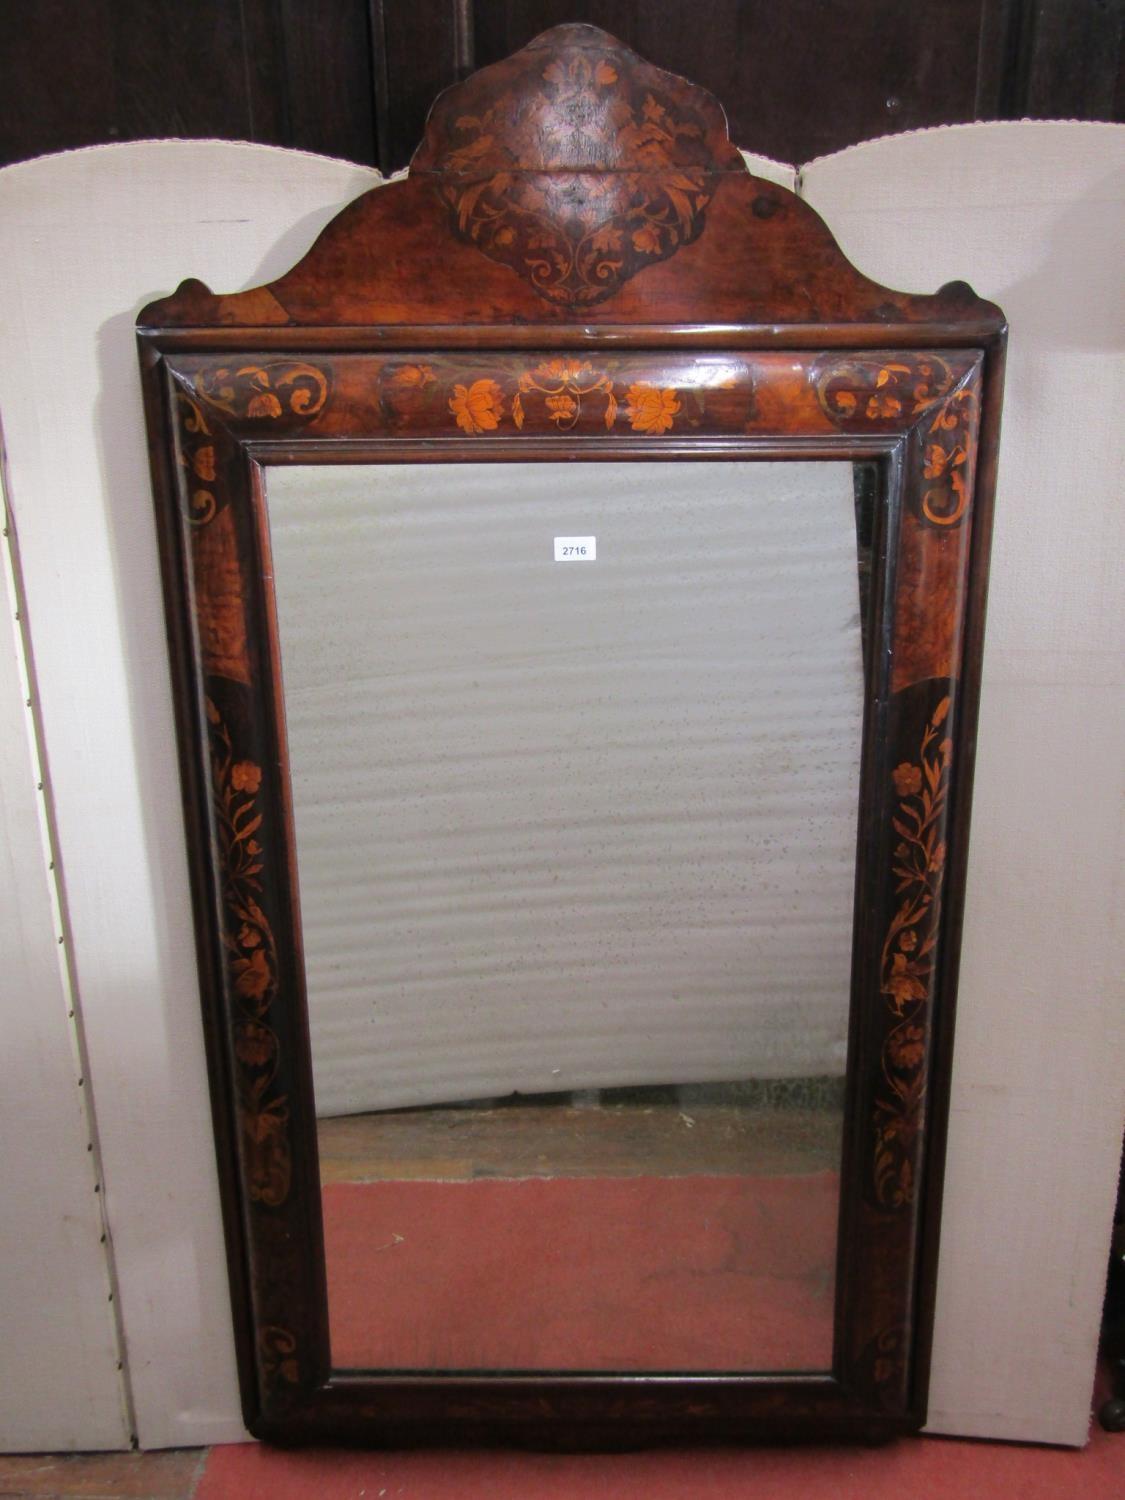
[207,698,291,1211]
[414,26,743,307]
[173,361,332,527]
[445,360,692,435]
[918,381,978,528]
[874,689,953,1210]
[195,361,330,423]
[513,359,618,432]
[367,356,747,436]
[815,354,980,528]
[175,390,221,528]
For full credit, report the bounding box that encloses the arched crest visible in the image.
[140,23,1000,334]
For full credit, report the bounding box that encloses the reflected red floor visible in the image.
[322,1172,838,1371]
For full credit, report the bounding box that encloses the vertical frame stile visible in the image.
[139,345,262,1425]
[832,434,904,1405]
[907,330,1008,1417]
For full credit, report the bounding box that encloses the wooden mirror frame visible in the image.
[136,24,1005,1447]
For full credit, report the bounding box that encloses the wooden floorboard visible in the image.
[0,1447,204,1499]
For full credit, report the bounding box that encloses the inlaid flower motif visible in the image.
[539,358,591,383]
[631,224,663,255]
[247,391,283,419]
[876,691,955,1206]
[866,391,902,419]
[892,762,923,797]
[234,1020,275,1068]
[888,1025,926,1071]
[432,41,717,306]
[625,384,681,434]
[208,699,289,1208]
[886,951,928,1007]
[545,393,578,423]
[231,760,262,794]
[232,946,271,1002]
[450,378,505,434]
[389,363,436,389]
[513,360,616,431]
[192,446,216,481]
[923,443,952,480]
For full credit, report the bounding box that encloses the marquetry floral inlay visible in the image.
[919,384,977,528]
[449,378,506,435]
[874,694,952,1209]
[207,697,290,1210]
[513,359,617,431]
[176,391,220,526]
[624,382,681,434]
[448,363,685,435]
[815,354,979,528]
[259,1325,299,1388]
[195,361,329,422]
[425,40,726,306]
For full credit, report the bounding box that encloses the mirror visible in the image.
[266,459,868,1373]
[137,21,1005,1445]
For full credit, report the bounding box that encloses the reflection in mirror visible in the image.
[265,460,867,1373]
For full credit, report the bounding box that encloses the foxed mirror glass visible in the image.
[267,458,867,1373]
[137,22,1005,1445]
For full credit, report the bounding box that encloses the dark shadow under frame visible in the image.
[135,23,1006,1448]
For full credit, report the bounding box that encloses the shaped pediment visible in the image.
[140,24,999,333]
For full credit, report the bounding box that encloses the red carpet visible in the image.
[197,1423,1124,1500]
[321,1173,838,1371]
[194,1178,1123,1497]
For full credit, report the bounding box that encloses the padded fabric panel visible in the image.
[804,120,1125,1446]
[0,140,382,1450]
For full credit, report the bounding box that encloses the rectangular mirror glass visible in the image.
[264,459,866,1373]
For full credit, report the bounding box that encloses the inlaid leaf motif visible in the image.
[814,355,978,528]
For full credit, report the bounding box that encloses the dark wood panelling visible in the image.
[472,0,1003,166]
[275,0,375,162]
[0,0,377,168]
[0,0,265,162]
[374,0,1124,172]
[0,0,116,162]
[1,2,1121,172]
[1022,0,1125,116]
[369,0,474,174]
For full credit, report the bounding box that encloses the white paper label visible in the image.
[553,536,597,562]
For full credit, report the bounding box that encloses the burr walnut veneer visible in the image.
[137,24,1006,1447]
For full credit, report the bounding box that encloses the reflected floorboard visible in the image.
[316,1085,844,1184]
